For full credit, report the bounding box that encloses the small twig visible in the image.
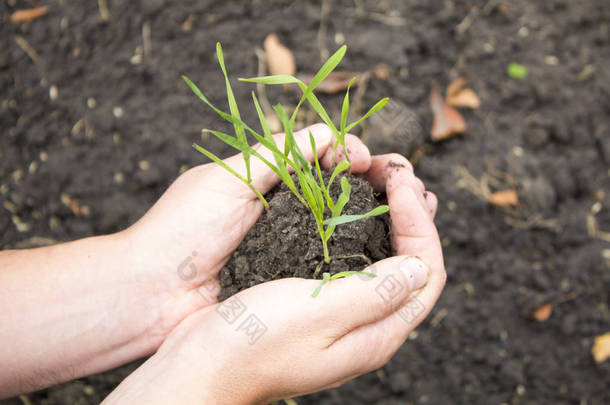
[317,0,331,62]
[97,0,110,21]
[14,36,38,62]
[347,6,407,27]
[456,6,479,35]
[142,22,152,60]
[504,214,561,232]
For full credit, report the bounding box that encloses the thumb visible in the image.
[220,123,333,196]
[313,256,429,332]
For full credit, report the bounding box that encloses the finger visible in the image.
[424,191,438,218]
[386,167,445,290]
[326,267,445,374]
[362,154,413,193]
[312,256,429,333]
[414,177,425,193]
[219,123,333,196]
[320,134,372,174]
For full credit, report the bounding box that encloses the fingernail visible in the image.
[400,257,429,291]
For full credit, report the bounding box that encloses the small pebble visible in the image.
[139,160,150,171]
[483,42,494,53]
[49,216,60,231]
[3,201,17,214]
[28,162,38,174]
[49,85,58,101]
[113,172,124,184]
[512,146,524,157]
[518,26,529,37]
[334,32,345,44]
[40,151,48,162]
[544,55,559,66]
[87,98,96,109]
[11,170,23,183]
[130,54,143,65]
[113,106,124,118]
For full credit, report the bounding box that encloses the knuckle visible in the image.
[386,153,413,171]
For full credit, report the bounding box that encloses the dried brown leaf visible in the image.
[430,88,466,141]
[447,88,481,109]
[263,34,296,77]
[446,77,481,109]
[446,77,467,99]
[531,303,553,322]
[488,189,519,207]
[592,332,610,363]
[10,6,49,23]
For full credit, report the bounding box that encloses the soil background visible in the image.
[1,0,609,404]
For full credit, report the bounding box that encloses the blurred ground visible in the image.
[1,0,609,404]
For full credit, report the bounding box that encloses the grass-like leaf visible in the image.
[311,270,377,297]
[323,204,389,226]
[216,43,251,182]
[345,97,389,133]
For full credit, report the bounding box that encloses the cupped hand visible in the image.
[121,124,374,346]
[105,153,446,404]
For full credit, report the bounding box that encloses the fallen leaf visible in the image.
[263,34,296,77]
[10,6,49,23]
[447,88,481,109]
[296,71,362,94]
[430,88,466,141]
[488,189,519,207]
[592,332,610,363]
[446,78,481,109]
[531,303,553,322]
[446,77,467,99]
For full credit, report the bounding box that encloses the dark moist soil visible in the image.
[2,0,609,404]
[219,172,390,301]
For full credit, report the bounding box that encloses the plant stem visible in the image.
[323,241,330,263]
[249,183,269,210]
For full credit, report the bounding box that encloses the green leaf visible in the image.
[324,204,389,226]
[216,43,250,181]
[192,143,269,209]
[239,75,302,85]
[289,46,347,132]
[327,161,350,191]
[311,272,331,297]
[329,270,377,281]
[507,62,528,79]
[311,270,377,297]
[340,78,356,140]
[324,177,352,242]
[345,98,389,133]
[183,75,263,143]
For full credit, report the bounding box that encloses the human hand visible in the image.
[120,124,376,348]
[104,153,446,404]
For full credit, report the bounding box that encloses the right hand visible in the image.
[104,154,446,405]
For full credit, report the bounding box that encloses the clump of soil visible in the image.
[218,173,391,300]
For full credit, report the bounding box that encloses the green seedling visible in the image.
[183,42,388,269]
[507,62,528,79]
[312,271,377,297]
